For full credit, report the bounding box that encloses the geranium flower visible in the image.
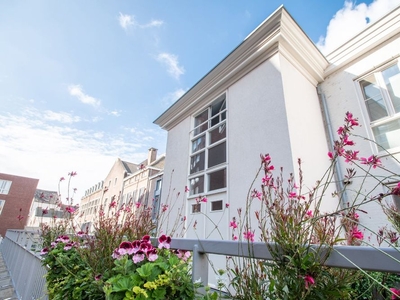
[176,250,191,261]
[64,242,73,251]
[132,240,141,253]
[140,242,153,253]
[118,241,134,255]
[40,247,49,255]
[132,251,145,263]
[112,248,122,260]
[147,248,158,261]
[76,231,85,238]
[158,235,171,249]
[141,235,151,243]
[56,235,70,243]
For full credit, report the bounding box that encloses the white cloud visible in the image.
[162,88,186,106]
[68,84,101,107]
[0,110,151,203]
[157,53,185,80]
[109,110,121,117]
[43,110,81,123]
[141,19,164,28]
[119,13,135,30]
[119,13,163,30]
[317,0,399,54]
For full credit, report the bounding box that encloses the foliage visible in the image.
[103,235,198,300]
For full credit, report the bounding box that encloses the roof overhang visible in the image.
[154,6,328,131]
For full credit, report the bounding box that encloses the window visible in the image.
[359,62,400,151]
[0,200,5,215]
[0,180,12,194]
[211,200,223,211]
[192,203,201,213]
[188,95,227,196]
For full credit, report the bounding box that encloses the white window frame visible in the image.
[0,180,12,195]
[188,94,227,198]
[0,200,5,215]
[357,60,400,154]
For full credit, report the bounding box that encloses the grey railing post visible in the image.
[192,244,208,294]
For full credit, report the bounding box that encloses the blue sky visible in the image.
[0,0,398,202]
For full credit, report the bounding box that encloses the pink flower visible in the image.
[201,197,207,203]
[147,249,158,261]
[42,208,49,215]
[112,249,122,260]
[95,274,102,281]
[360,155,382,169]
[344,150,359,163]
[390,288,400,299]
[392,183,400,196]
[132,251,145,263]
[225,203,230,208]
[76,231,85,237]
[185,186,190,192]
[288,192,297,198]
[118,241,134,255]
[262,154,271,163]
[176,250,191,261]
[345,112,359,127]
[60,177,65,182]
[328,152,334,159]
[68,171,77,176]
[158,235,172,249]
[233,235,238,241]
[262,175,271,185]
[131,240,141,253]
[229,221,238,229]
[40,247,49,255]
[304,275,315,289]
[306,210,313,218]
[162,204,168,212]
[337,126,344,135]
[243,230,255,242]
[56,235,70,243]
[135,202,141,208]
[65,206,76,214]
[251,190,262,200]
[352,227,364,240]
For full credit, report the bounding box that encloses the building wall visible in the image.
[0,173,39,237]
[320,34,400,232]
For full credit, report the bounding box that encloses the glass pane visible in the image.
[189,175,204,196]
[361,76,388,121]
[211,200,223,211]
[209,169,226,191]
[208,142,226,168]
[211,98,226,126]
[192,203,201,213]
[194,110,208,136]
[210,123,226,144]
[192,135,206,153]
[382,64,400,113]
[372,118,400,150]
[190,152,205,174]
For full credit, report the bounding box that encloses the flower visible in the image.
[42,208,49,215]
[360,155,382,169]
[225,203,230,208]
[185,186,190,192]
[132,251,145,263]
[147,248,158,261]
[201,197,207,203]
[68,171,77,176]
[65,206,76,214]
[351,227,364,240]
[135,202,141,208]
[76,231,85,237]
[95,274,102,281]
[64,242,73,251]
[251,189,262,200]
[176,250,191,261]
[229,221,238,229]
[59,177,65,182]
[112,248,122,260]
[243,230,255,242]
[118,241,134,255]
[306,210,313,218]
[40,247,49,255]
[390,288,400,299]
[158,235,171,249]
[328,151,334,159]
[304,275,315,289]
[56,235,70,243]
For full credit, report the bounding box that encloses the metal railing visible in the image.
[1,229,400,299]
[0,230,47,300]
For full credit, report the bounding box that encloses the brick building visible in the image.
[0,173,39,237]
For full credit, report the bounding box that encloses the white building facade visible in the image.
[155,5,400,241]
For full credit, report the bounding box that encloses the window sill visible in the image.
[187,188,227,200]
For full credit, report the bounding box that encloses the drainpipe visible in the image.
[317,84,348,209]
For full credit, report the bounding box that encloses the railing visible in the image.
[1,229,400,299]
[0,230,47,300]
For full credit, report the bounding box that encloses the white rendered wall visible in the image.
[280,54,339,213]
[320,36,400,234]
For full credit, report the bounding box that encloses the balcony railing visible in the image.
[1,229,400,299]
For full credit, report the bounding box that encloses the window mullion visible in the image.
[376,72,396,116]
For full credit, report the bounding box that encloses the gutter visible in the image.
[317,84,348,208]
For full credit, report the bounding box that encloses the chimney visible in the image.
[147,148,158,165]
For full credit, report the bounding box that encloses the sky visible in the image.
[0,0,399,203]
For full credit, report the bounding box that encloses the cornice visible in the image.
[154,6,327,131]
[324,6,400,77]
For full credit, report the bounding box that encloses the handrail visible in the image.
[2,229,400,299]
